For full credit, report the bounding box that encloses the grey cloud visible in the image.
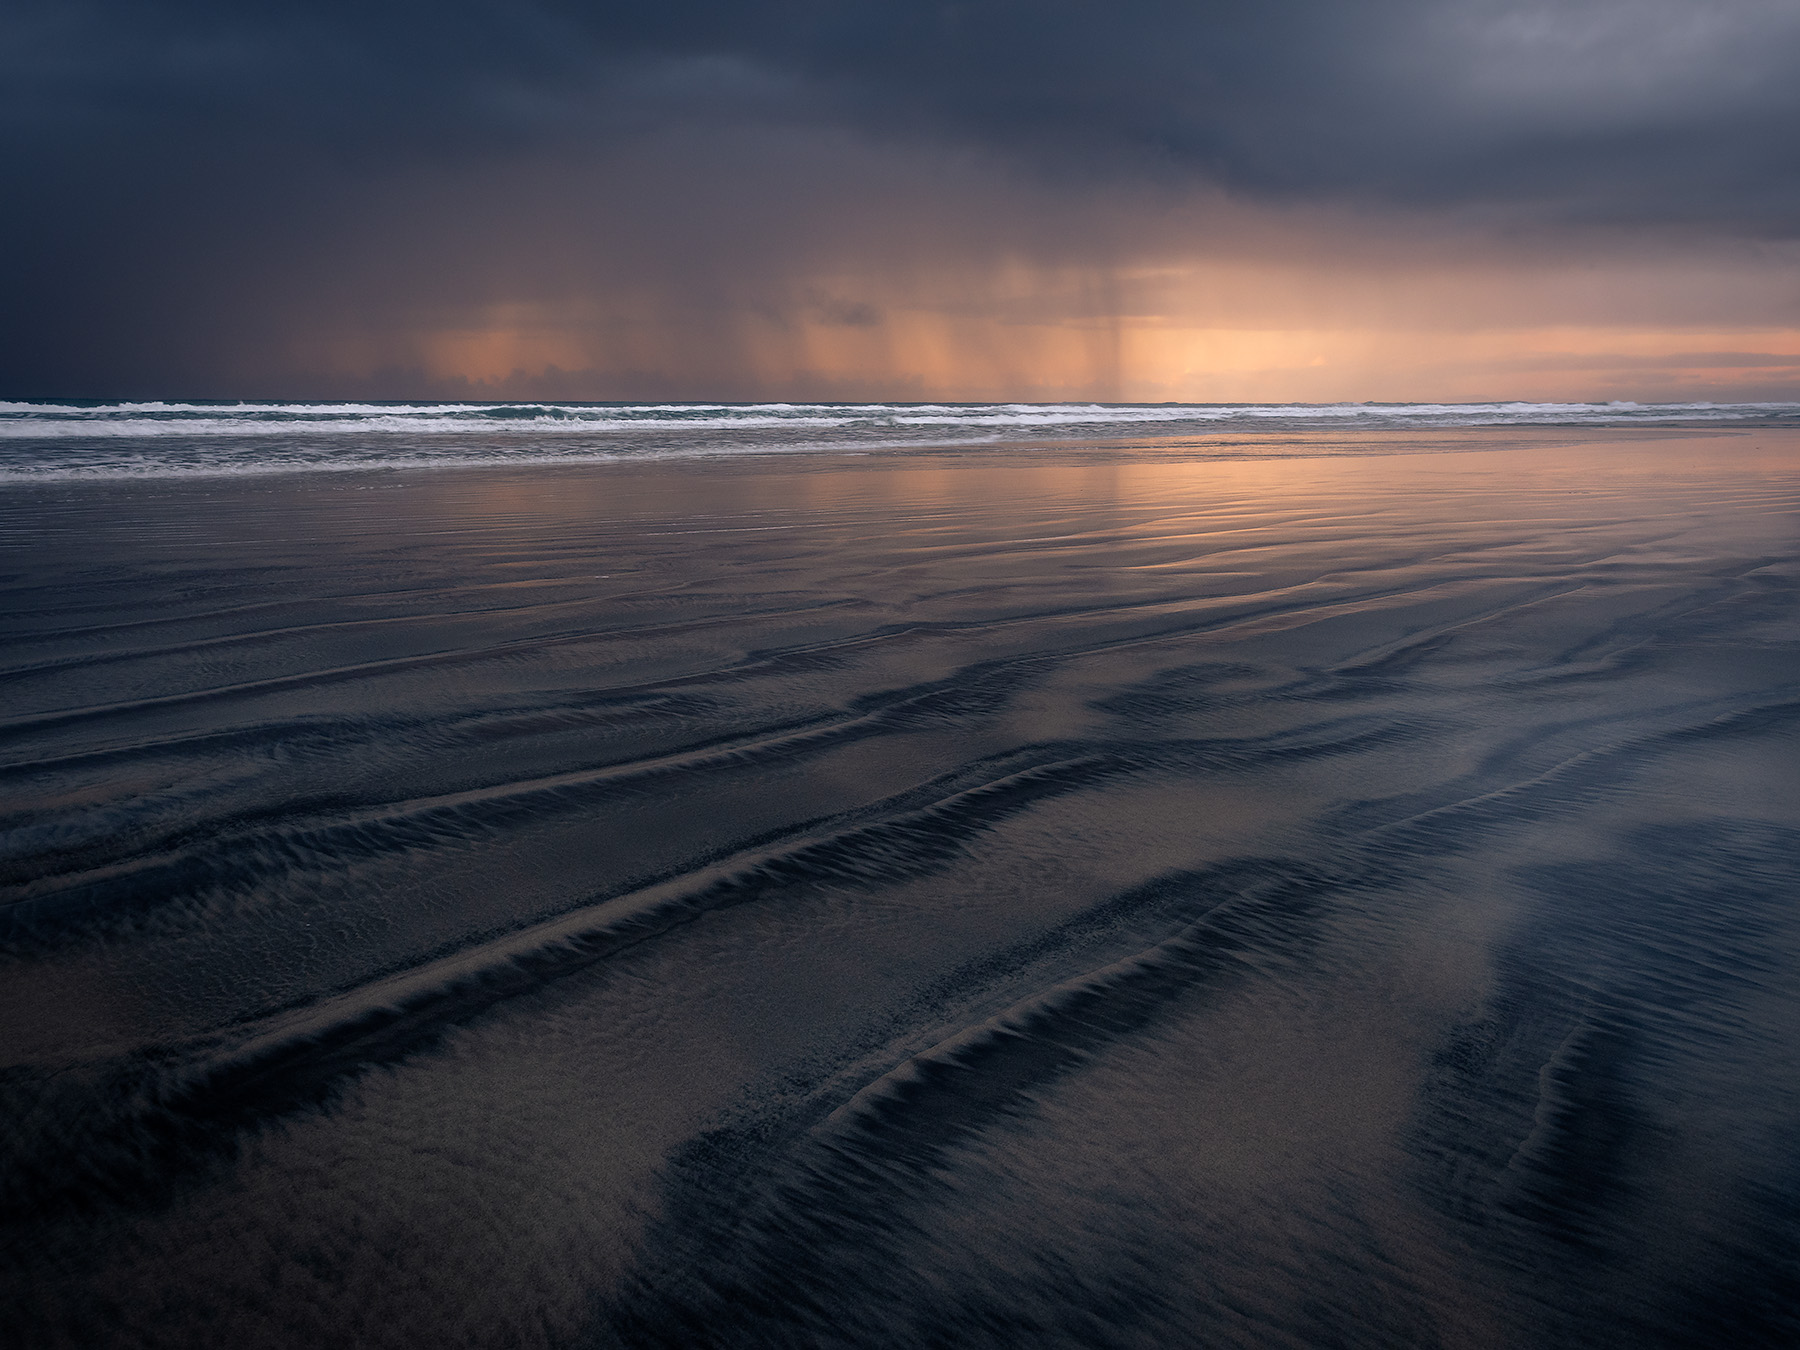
[8,1,1798,218]
[806,292,885,328]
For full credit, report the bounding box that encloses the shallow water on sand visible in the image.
[2,428,1797,1348]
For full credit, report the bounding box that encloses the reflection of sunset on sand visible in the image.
[3,428,1797,1347]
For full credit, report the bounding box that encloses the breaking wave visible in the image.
[2,397,1797,480]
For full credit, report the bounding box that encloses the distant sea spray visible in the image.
[2,398,1797,481]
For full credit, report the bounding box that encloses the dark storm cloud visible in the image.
[10,0,1799,219]
[5,1,1799,396]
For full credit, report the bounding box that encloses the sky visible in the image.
[5,0,1799,403]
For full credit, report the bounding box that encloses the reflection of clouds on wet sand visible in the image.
[1,428,1797,1347]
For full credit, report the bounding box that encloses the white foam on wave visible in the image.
[0,414,868,439]
[1,399,1794,481]
[0,434,1012,482]
[0,401,470,415]
[3,397,1795,428]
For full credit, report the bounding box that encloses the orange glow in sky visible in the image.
[291,190,1800,404]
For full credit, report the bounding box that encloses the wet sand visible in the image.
[3,427,1798,1347]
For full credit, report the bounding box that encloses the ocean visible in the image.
[2,402,1798,1347]
[5,397,1800,479]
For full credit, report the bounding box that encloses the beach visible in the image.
[3,421,1798,1347]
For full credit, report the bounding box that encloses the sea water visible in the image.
[3,397,1798,478]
